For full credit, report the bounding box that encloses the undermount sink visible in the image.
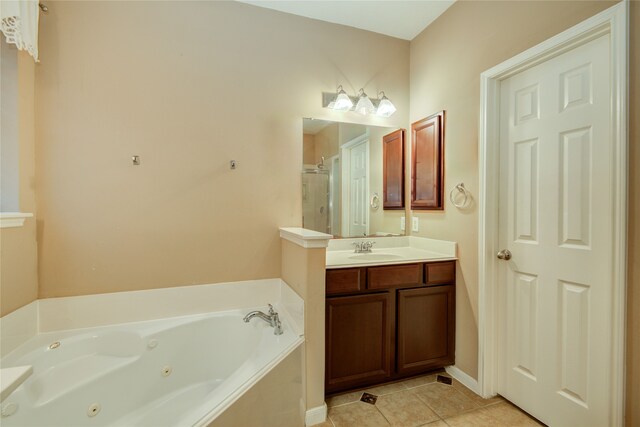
[348,253,404,261]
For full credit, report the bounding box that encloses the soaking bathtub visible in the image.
[0,307,303,426]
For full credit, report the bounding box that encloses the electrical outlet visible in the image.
[400,216,405,231]
[412,216,419,232]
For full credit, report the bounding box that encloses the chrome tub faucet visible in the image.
[243,304,283,335]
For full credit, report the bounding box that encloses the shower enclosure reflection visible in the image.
[302,168,330,233]
[302,119,405,238]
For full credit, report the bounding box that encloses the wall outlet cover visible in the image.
[400,217,405,231]
[412,216,419,232]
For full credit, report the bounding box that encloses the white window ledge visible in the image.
[0,212,33,228]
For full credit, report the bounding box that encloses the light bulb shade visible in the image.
[376,96,397,117]
[355,92,375,115]
[333,91,353,111]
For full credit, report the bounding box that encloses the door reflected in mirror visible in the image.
[302,118,406,238]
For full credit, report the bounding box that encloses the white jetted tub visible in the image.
[0,305,302,426]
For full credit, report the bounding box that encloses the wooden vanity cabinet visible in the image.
[325,261,456,394]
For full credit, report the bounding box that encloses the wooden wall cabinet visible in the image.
[411,111,445,210]
[383,129,405,210]
[325,261,456,394]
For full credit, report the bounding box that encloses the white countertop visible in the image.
[0,365,32,402]
[326,236,457,269]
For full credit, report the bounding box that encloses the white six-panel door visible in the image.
[348,140,369,237]
[497,34,612,426]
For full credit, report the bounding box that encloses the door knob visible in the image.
[497,249,512,260]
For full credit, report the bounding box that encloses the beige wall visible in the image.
[302,134,316,166]
[313,123,339,165]
[35,1,410,298]
[409,1,638,424]
[0,51,38,316]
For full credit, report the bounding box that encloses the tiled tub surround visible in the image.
[326,237,457,269]
[320,371,543,427]
[0,279,304,426]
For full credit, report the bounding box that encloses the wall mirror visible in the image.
[302,118,406,238]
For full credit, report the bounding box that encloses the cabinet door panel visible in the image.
[411,111,445,210]
[326,293,394,393]
[397,285,455,375]
[383,129,405,210]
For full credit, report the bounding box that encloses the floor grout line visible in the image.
[325,376,545,427]
[325,372,528,427]
[372,404,393,426]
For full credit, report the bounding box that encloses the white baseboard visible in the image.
[445,365,480,395]
[305,403,327,426]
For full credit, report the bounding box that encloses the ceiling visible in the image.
[236,0,455,41]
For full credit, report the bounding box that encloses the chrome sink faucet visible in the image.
[243,304,283,335]
[353,241,375,253]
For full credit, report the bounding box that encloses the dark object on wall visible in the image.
[383,129,405,210]
[411,111,445,210]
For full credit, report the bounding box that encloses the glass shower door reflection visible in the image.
[302,170,330,234]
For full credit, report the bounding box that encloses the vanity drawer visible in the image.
[367,263,422,290]
[326,268,366,295]
[425,261,456,285]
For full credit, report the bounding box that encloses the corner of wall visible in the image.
[1,51,38,317]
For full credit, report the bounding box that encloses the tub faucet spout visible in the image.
[243,304,283,335]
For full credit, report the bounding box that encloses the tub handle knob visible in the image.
[272,313,283,336]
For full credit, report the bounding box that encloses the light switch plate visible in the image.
[412,216,419,232]
[400,217,405,231]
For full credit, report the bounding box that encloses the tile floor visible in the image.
[317,372,545,427]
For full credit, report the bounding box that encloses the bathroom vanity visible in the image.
[325,237,456,394]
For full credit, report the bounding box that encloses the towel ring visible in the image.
[370,193,380,210]
[449,183,471,208]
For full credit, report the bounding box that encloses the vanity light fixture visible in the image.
[375,91,397,118]
[330,85,354,111]
[322,86,396,117]
[354,88,375,115]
